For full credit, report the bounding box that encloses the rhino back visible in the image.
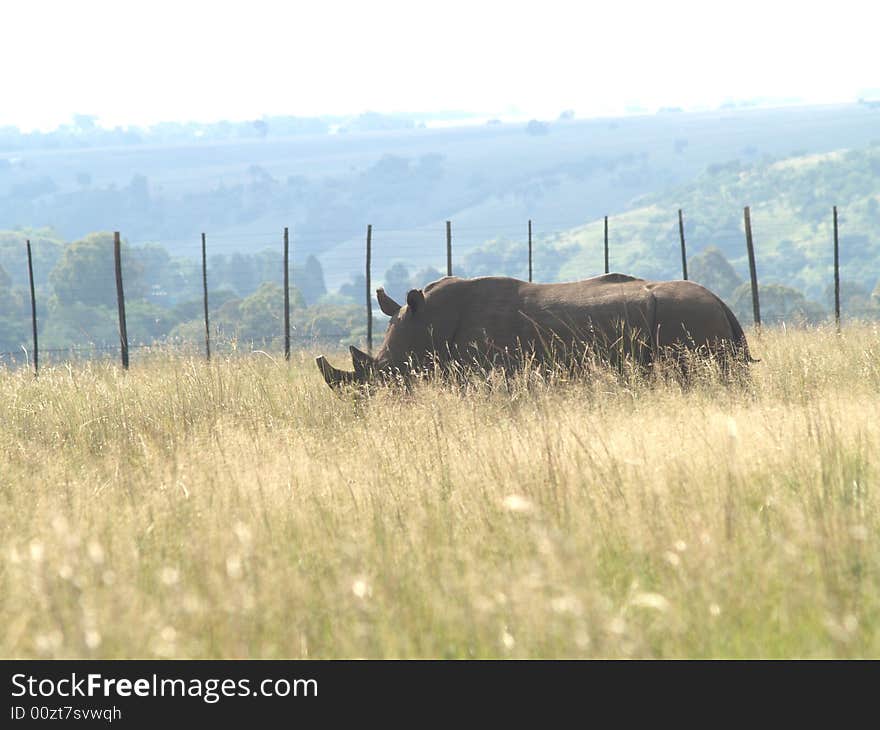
[648,280,735,349]
[447,274,655,352]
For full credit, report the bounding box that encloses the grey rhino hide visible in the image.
[317,273,753,386]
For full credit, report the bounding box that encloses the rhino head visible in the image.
[316,285,437,388]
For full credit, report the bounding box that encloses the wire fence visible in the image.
[1,204,875,374]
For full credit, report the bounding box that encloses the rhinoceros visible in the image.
[316,273,754,387]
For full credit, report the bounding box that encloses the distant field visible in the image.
[2,324,879,658]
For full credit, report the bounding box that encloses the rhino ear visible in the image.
[376,288,401,316]
[406,288,425,314]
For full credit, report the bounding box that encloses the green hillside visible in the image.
[541,143,880,322]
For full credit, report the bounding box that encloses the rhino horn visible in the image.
[316,355,357,388]
[350,345,377,377]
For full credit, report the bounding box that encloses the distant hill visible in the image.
[548,143,880,301]
[2,103,880,294]
[3,140,880,359]
[446,142,873,325]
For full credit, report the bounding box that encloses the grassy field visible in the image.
[1,324,879,658]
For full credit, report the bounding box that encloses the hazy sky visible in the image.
[3,0,878,130]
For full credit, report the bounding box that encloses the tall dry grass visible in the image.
[1,323,879,658]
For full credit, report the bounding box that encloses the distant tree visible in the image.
[370,154,410,182]
[124,300,175,342]
[416,154,445,181]
[687,247,743,301]
[10,176,57,199]
[338,273,366,302]
[250,249,281,288]
[410,266,444,289]
[836,234,872,267]
[253,282,306,342]
[247,165,274,184]
[0,230,64,288]
[774,240,808,272]
[42,300,118,347]
[49,232,144,308]
[234,282,304,343]
[732,282,826,325]
[208,254,229,287]
[297,303,363,343]
[224,253,260,296]
[73,114,98,131]
[130,244,171,288]
[298,255,327,305]
[706,160,741,176]
[382,263,412,303]
[526,120,549,136]
[824,280,876,320]
[170,289,238,324]
[558,109,575,121]
[465,239,526,279]
[127,174,150,207]
[158,257,201,304]
[0,315,28,353]
[0,262,24,343]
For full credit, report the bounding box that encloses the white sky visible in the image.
[2,0,878,130]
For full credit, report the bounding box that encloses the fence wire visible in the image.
[1,207,874,371]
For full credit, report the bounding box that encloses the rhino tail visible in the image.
[715,295,759,363]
